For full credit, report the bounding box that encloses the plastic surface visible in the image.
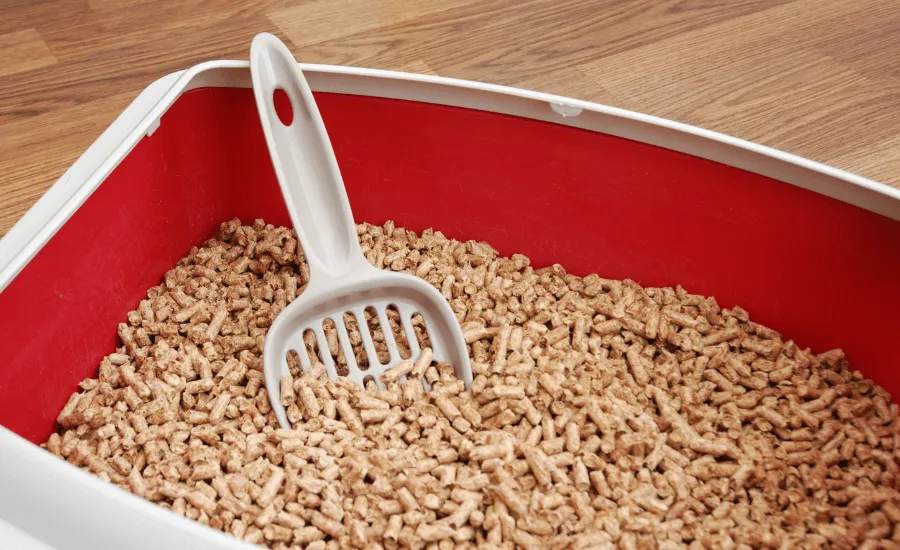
[0,84,898,440]
[0,64,898,549]
[250,34,472,428]
[1,85,899,444]
[0,427,257,550]
[0,518,53,550]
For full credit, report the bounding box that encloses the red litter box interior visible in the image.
[1,87,899,444]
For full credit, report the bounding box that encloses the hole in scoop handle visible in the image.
[250,33,363,280]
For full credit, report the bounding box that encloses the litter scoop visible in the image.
[250,33,472,429]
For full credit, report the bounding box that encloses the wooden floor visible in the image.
[2,0,900,236]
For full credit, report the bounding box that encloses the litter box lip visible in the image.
[0,426,255,549]
[1,60,899,297]
[1,60,899,549]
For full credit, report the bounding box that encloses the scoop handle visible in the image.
[250,33,365,281]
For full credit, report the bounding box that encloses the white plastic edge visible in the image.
[0,517,53,550]
[0,425,257,550]
[2,59,900,549]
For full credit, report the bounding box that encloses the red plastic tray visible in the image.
[2,84,899,445]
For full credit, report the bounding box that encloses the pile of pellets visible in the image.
[44,218,900,550]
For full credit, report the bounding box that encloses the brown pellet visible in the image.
[43,218,900,550]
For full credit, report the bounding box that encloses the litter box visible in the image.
[0,61,899,549]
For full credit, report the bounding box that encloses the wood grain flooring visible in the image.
[1,0,899,236]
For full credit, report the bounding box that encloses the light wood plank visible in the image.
[0,90,136,234]
[268,0,479,48]
[578,0,900,174]
[831,134,900,188]
[392,61,438,76]
[0,28,58,78]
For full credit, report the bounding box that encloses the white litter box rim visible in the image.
[1,60,900,550]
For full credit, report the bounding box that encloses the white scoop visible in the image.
[249,33,472,429]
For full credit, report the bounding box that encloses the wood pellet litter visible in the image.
[43,218,900,550]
